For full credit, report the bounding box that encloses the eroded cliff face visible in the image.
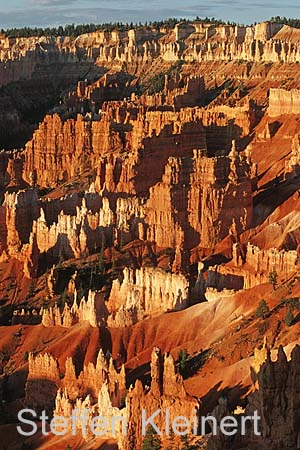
[0,94,256,280]
[246,345,300,449]
[206,242,298,291]
[0,34,100,87]
[188,146,254,248]
[25,347,125,413]
[268,88,300,117]
[0,154,254,280]
[25,352,60,412]
[0,19,299,153]
[2,21,300,87]
[39,267,189,328]
[285,133,300,178]
[125,348,199,450]
[22,113,122,187]
[18,98,253,189]
[200,342,300,450]
[2,19,300,450]
[0,25,298,302]
[5,21,290,69]
[41,290,98,327]
[24,346,197,450]
[107,267,189,326]
[0,34,108,149]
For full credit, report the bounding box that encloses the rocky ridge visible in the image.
[1,19,300,450]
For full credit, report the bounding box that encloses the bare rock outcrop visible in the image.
[246,345,300,449]
[22,113,123,187]
[268,88,300,117]
[138,75,205,108]
[38,347,198,449]
[285,133,300,178]
[42,290,99,327]
[188,146,254,248]
[25,353,60,412]
[25,348,125,418]
[54,383,126,442]
[107,267,189,326]
[52,349,127,442]
[0,188,40,277]
[0,100,256,280]
[2,21,300,98]
[12,308,41,325]
[62,348,126,405]
[125,347,199,450]
[207,242,297,291]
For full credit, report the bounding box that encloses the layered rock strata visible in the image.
[268,88,300,117]
[25,348,125,413]
[206,242,298,291]
[125,347,199,450]
[41,290,98,328]
[246,345,300,449]
[107,267,189,326]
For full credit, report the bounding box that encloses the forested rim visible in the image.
[0,16,280,39]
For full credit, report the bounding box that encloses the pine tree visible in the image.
[269,270,278,290]
[98,240,105,274]
[178,348,189,375]
[166,428,175,450]
[142,425,161,450]
[181,434,190,449]
[284,308,294,327]
[111,257,117,278]
[60,290,67,307]
[26,282,35,299]
[180,434,198,449]
[255,299,270,319]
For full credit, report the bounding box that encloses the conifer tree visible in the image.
[142,425,161,450]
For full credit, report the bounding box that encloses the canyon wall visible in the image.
[25,353,60,412]
[42,290,98,327]
[0,97,256,278]
[188,146,254,249]
[207,343,300,450]
[22,113,123,187]
[238,242,297,289]
[18,99,252,190]
[125,347,199,450]
[40,266,189,329]
[247,345,300,449]
[12,308,41,325]
[285,134,300,178]
[25,347,197,450]
[2,21,300,94]
[107,267,189,326]
[25,347,125,413]
[0,35,101,87]
[207,242,298,291]
[138,75,205,108]
[268,88,300,117]
[88,22,300,65]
